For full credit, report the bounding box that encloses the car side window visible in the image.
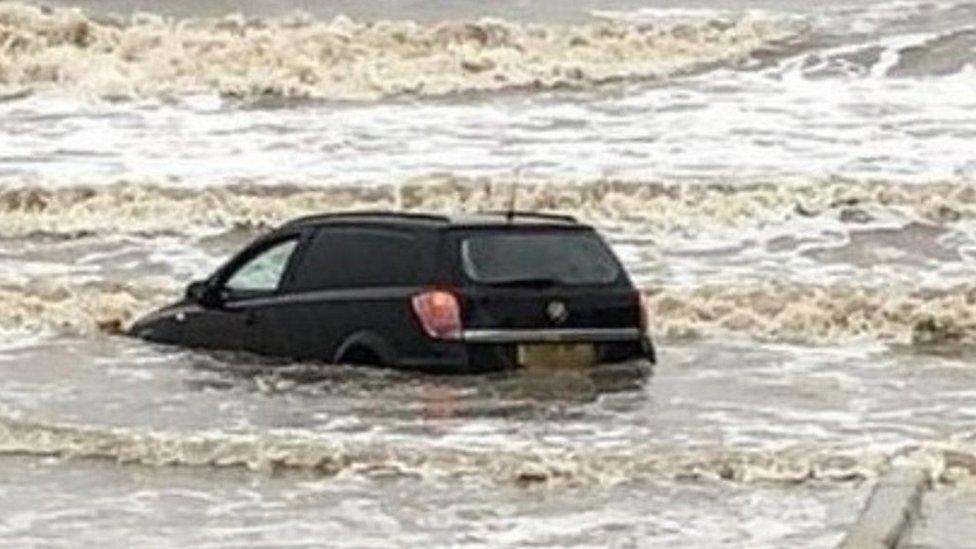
[289,227,423,291]
[225,239,298,294]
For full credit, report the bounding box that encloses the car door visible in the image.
[183,236,301,354]
[271,225,431,363]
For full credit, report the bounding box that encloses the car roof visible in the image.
[280,210,588,230]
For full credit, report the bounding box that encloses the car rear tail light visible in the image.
[412,289,463,340]
[637,291,650,334]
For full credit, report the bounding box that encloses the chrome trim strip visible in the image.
[462,328,641,344]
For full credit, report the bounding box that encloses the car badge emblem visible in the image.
[546,301,569,325]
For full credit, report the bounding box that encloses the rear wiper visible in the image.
[485,277,560,288]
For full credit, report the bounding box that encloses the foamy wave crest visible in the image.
[0,413,899,485]
[2,277,974,347]
[649,283,976,346]
[0,3,805,101]
[0,281,174,336]
[0,176,974,237]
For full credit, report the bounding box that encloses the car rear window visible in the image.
[460,231,621,286]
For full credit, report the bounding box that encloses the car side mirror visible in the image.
[186,280,220,308]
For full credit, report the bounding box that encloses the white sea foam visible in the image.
[0,3,802,101]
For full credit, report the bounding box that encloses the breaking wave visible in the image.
[1,412,975,486]
[1,175,974,237]
[3,0,973,104]
[0,281,173,336]
[0,412,897,485]
[2,277,974,347]
[0,3,804,101]
[649,283,976,346]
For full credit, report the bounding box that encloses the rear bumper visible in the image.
[462,327,642,344]
[406,330,655,373]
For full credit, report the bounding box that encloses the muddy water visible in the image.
[0,456,868,547]
[2,0,976,546]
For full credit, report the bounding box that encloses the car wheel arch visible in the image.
[333,331,395,366]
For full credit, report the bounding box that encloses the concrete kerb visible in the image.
[838,466,929,549]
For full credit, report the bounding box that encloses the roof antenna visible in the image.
[507,165,522,223]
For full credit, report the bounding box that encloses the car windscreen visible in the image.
[460,231,621,286]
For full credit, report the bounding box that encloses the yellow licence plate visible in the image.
[517,344,597,370]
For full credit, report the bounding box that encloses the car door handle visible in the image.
[244,310,259,326]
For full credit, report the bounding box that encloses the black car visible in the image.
[131,211,655,373]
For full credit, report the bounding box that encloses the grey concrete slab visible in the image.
[905,488,976,549]
[839,467,928,549]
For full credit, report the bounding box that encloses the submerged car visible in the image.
[131,211,656,373]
